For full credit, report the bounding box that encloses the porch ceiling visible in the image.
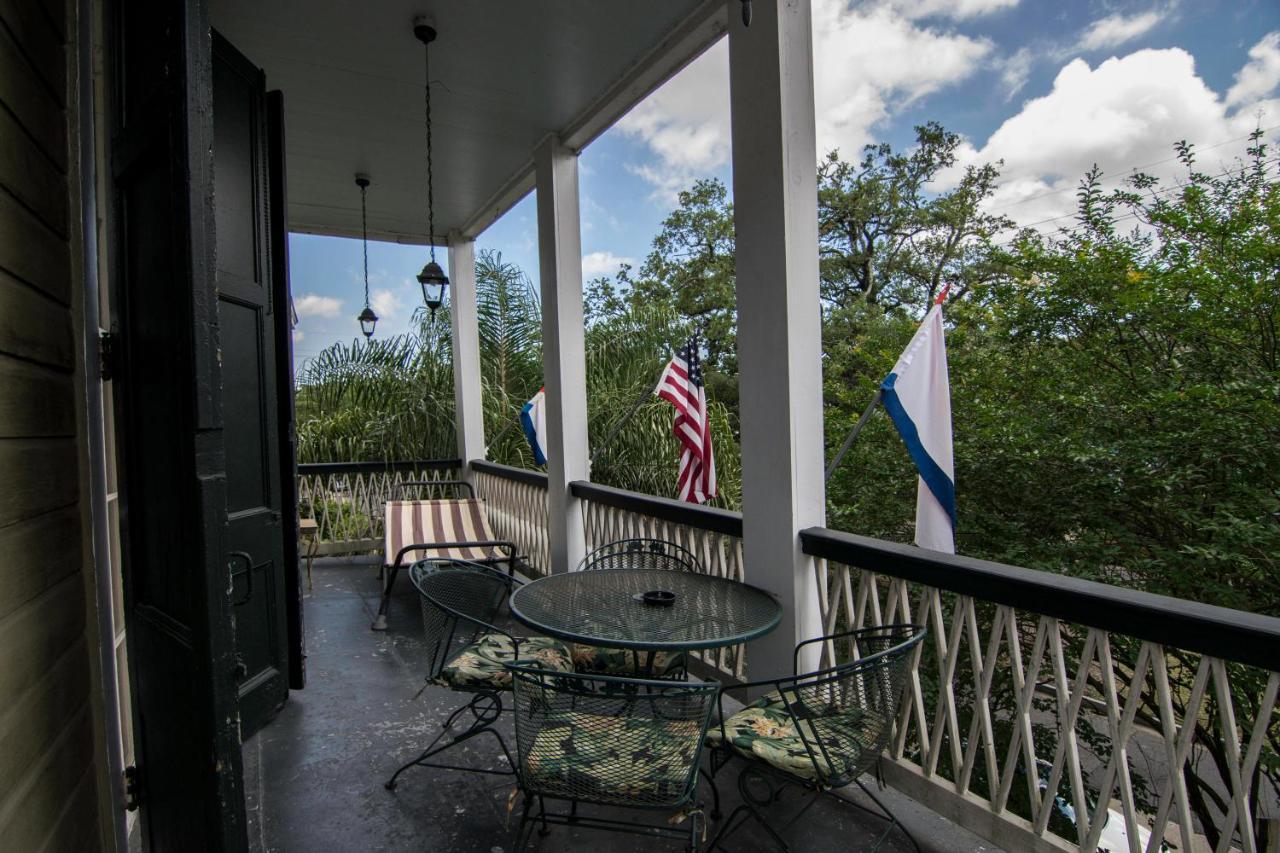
[209,0,724,245]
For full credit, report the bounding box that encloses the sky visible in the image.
[289,0,1280,368]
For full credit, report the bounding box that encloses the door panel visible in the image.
[107,0,247,849]
[212,30,290,738]
[267,89,306,690]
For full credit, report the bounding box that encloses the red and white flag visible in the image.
[655,332,717,504]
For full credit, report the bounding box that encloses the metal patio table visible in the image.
[508,567,782,675]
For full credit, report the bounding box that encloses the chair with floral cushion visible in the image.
[571,538,702,679]
[383,559,574,791]
[506,665,719,851]
[706,624,926,852]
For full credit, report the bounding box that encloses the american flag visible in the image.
[654,331,717,504]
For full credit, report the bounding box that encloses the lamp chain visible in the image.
[424,41,436,263]
[361,182,370,308]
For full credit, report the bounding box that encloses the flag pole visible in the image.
[589,377,659,467]
[824,285,953,483]
[823,388,882,483]
[591,322,708,468]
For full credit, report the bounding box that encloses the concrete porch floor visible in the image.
[241,560,1002,852]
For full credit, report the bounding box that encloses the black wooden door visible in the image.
[107,1,247,849]
[213,32,290,738]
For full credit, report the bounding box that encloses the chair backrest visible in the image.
[775,624,924,788]
[391,479,475,501]
[386,497,499,563]
[410,560,513,680]
[578,538,702,573]
[508,667,718,809]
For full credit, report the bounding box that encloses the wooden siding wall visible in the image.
[0,0,105,850]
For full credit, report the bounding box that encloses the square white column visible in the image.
[729,0,826,678]
[447,234,485,473]
[534,136,589,573]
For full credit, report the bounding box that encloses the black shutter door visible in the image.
[212,31,290,738]
[107,1,247,850]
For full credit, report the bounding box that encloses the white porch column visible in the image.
[534,136,589,573]
[729,0,825,677]
[447,234,486,474]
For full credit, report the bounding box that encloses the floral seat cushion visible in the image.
[570,644,685,677]
[437,633,573,690]
[523,711,703,805]
[707,691,866,781]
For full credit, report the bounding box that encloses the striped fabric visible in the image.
[385,498,504,564]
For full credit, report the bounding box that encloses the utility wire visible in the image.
[984,125,1279,215]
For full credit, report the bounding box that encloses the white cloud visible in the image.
[292,329,304,343]
[936,47,1279,230]
[618,0,991,198]
[996,47,1035,100]
[1227,31,1280,108]
[294,293,342,319]
[1077,10,1161,52]
[880,0,1019,21]
[582,251,634,277]
[371,288,403,320]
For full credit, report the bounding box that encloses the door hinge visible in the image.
[99,331,119,382]
[123,764,140,811]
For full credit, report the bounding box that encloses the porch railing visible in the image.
[802,527,1280,853]
[470,460,551,577]
[570,480,748,682]
[318,460,1279,849]
[296,460,462,555]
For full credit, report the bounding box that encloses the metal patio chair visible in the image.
[706,624,926,852]
[372,479,523,630]
[506,665,720,851]
[570,538,703,679]
[383,559,573,791]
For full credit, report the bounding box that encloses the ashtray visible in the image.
[634,589,676,607]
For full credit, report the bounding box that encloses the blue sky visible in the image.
[289,0,1280,367]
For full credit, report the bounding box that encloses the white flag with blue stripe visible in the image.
[880,298,955,553]
[520,387,548,466]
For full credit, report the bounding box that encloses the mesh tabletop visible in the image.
[509,568,782,651]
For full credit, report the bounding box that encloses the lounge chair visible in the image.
[372,480,521,630]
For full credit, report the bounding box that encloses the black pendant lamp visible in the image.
[414,17,448,318]
[355,174,377,338]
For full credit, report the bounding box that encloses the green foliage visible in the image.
[295,127,1278,843]
[818,122,1013,312]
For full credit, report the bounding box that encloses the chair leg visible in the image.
[706,767,792,852]
[846,777,921,853]
[384,692,512,789]
[512,798,536,853]
[371,564,397,630]
[700,766,722,820]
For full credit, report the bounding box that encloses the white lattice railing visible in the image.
[572,481,748,683]
[471,461,551,577]
[296,461,461,555]
[803,527,1280,853]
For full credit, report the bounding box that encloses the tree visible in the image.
[818,122,1013,312]
[627,178,738,373]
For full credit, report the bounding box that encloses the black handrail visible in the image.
[800,527,1280,672]
[469,459,549,488]
[569,481,743,537]
[297,459,461,476]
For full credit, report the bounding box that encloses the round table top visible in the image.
[509,568,782,651]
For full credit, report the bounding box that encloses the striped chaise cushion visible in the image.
[385,499,506,564]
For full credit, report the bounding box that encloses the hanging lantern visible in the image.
[354,174,377,338]
[414,17,449,319]
[417,260,448,314]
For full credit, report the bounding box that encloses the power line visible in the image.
[991,155,1280,247]
[984,125,1280,215]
